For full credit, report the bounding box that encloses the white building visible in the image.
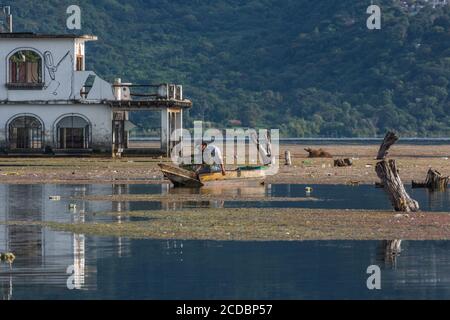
[0,27,191,156]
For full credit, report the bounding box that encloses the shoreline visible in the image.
[1,144,450,185]
[1,144,450,241]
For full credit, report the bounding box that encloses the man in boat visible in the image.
[195,141,226,177]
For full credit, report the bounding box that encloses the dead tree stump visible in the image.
[375,132,419,212]
[376,131,399,160]
[425,169,448,190]
[413,168,449,190]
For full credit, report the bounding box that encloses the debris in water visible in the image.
[0,252,16,264]
[304,148,333,158]
[394,213,410,219]
[334,158,353,167]
[49,196,61,201]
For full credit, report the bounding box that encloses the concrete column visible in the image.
[161,108,169,156]
[0,127,6,149]
[114,78,122,100]
[125,111,129,149]
[43,127,52,149]
[177,111,184,157]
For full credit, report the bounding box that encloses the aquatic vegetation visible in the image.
[1,209,449,241]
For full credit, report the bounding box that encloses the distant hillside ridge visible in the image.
[3,0,450,137]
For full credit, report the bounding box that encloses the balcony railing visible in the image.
[112,82,183,102]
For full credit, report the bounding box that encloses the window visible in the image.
[76,55,84,71]
[8,50,43,89]
[56,116,90,149]
[8,116,43,149]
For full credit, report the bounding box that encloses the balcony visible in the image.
[108,82,192,111]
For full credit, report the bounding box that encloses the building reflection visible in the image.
[73,233,86,290]
[165,240,184,262]
[0,184,127,298]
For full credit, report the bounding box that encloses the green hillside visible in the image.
[3,0,450,137]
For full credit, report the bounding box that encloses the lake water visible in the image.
[1,183,450,299]
[1,183,449,214]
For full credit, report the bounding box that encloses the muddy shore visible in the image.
[2,208,450,241]
[1,144,449,185]
[1,144,450,241]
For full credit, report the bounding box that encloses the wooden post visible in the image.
[285,150,292,166]
[375,132,419,212]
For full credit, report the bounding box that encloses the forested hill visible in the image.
[4,0,450,137]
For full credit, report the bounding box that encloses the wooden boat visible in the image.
[158,163,268,187]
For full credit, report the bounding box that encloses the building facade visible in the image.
[0,32,191,155]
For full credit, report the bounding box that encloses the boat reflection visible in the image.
[161,183,267,209]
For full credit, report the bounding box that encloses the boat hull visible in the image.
[158,163,267,187]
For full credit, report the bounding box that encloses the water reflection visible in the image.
[3,183,450,213]
[2,184,450,298]
[379,240,402,268]
[0,185,137,298]
[2,235,450,299]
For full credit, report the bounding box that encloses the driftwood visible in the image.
[334,158,352,167]
[375,132,419,212]
[304,148,333,158]
[376,131,399,160]
[412,168,449,190]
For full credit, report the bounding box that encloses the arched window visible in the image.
[8,116,43,149]
[8,50,43,86]
[56,116,91,149]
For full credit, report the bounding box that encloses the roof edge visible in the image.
[0,33,97,40]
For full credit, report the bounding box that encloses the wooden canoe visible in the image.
[158,163,268,187]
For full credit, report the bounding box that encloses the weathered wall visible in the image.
[0,38,76,101]
[0,37,115,102]
[0,103,112,151]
